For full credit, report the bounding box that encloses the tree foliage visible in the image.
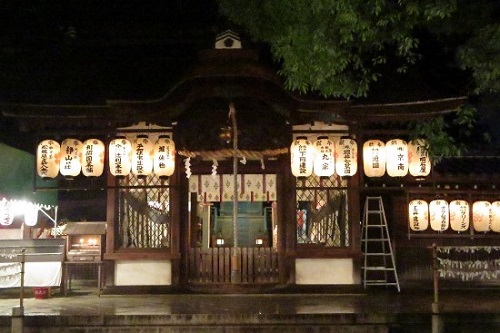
[218,0,500,158]
[218,0,498,97]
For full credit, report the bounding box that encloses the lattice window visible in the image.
[117,174,171,249]
[296,175,349,247]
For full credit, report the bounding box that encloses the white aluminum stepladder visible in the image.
[361,196,400,292]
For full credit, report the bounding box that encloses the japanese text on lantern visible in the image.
[39,143,53,176]
[318,145,331,171]
[135,143,145,173]
[342,144,351,174]
[298,143,308,174]
[157,145,167,169]
[397,146,405,171]
[63,146,75,171]
[114,142,124,174]
[85,144,94,174]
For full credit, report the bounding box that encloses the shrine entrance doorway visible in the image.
[185,174,280,285]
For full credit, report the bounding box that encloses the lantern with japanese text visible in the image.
[0,198,13,226]
[408,139,431,178]
[386,139,408,177]
[60,138,83,178]
[472,201,492,232]
[363,139,386,177]
[429,199,449,231]
[154,135,176,177]
[36,139,60,179]
[290,136,314,177]
[449,200,470,232]
[408,199,429,231]
[132,135,154,176]
[313,136,334,177]
[81,139,105,177]
[109,137,132,176]
[491,201,500,233]
[335,138,357,177]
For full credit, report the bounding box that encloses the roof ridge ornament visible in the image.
[215,30,242,49]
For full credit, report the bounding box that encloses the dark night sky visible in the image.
[0,0,224,104]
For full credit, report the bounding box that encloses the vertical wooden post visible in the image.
[229,103,241,283]
[12,249,25,333]
[432,243,439,306]
[431,243,444,333]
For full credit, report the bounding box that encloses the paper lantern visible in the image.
[408,139,431,178]
[36,139,60,178]
[132,135,154,176]
[335,138,357,177]
[449,200,470,232]
[290,136,314,177]
[0,198,13,226]
[429,199,449,231]
[408,199,428,231]
[24,202,38,227]
[109,137,132,176]
[60,139,83,178]
[491,201,500,233]
[363,139,386,177]
[154,135,176,177]
[313,136,335,177]
[386,139,408,177]
[82,139,105,177]
[472,201,492,232]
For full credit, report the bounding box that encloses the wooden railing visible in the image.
[188,247,279,284]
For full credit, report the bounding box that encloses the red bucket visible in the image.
[33,287,50,299]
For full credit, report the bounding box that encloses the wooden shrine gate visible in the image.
[188,247,279,283]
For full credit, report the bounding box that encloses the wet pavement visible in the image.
[0,287,499,316]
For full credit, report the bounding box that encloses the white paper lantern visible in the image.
[109,137,132,176]
[313,136,335,177]
[386,139,408,177]
[363,139,386,177]
[335,138,357,177]
[429,199,449,231]
[408,199,428,231]
[24,202,38,227]
[491,201,500,233]
[82,139,105,177]
[408,139,431,178]
[472,201,492,232]
[290,136,314,177]
[154,135,176,177]
[60,139,83,177]
[132,135,154,176]
[36,140,60,179]
[449,200,470,232]
[0,198,13,226]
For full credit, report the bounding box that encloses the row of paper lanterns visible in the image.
[36,136,176,178]
[409,199,500,233]
[290,137,430,178]
[0,198,40,226]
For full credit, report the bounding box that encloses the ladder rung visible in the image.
[364,224,385,227]
[362,238,389,241]
[367,210,382,213]
[363,267,396,271]
[365,282,399,285]
[364,253,392,256]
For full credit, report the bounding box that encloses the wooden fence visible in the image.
[188,247,279,283]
